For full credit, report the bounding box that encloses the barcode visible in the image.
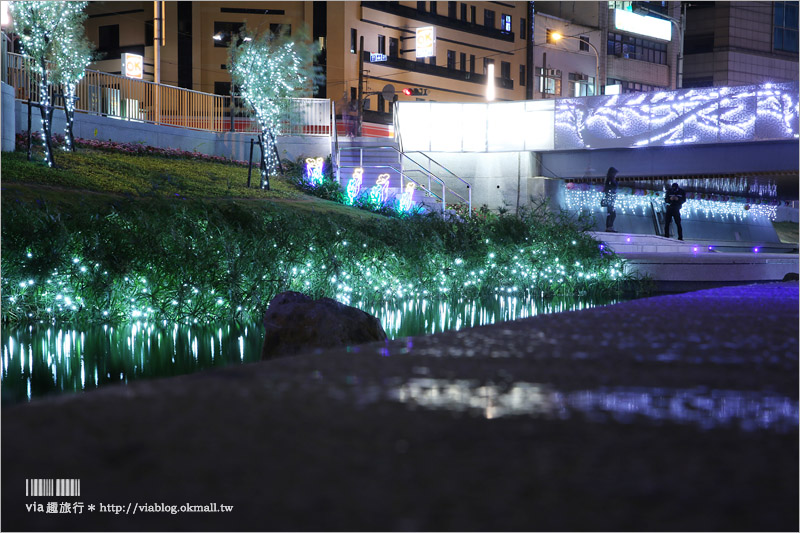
[25,479,80,497]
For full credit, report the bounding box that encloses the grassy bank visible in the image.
[1,149,629,325]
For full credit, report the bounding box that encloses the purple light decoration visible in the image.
[599,243,605,250]
[693,246,698,253]
[754,247,760,253]
[708,245,714,251]
[626,237,632,243]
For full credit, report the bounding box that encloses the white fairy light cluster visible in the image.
[50,7,93,151]
[228,27,319,189]
[565,184,779,221]
[3,233,624,326]
[9,1,88,165]
[555,82,799,150]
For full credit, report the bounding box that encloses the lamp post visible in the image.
[551,32,600,96]
[630,4,686,89]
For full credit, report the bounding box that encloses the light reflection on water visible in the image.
[1,294,620,404]
[390,379,798,432]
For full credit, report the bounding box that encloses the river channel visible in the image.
[2,293,625,404]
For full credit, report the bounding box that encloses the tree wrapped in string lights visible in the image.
[228,26,323,189]
[9,1,88,166]
[51,11,93,152]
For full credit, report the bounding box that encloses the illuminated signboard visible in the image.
[614,9,672,41]
[416,26,436,58]
[121,53,143,79]
[370,53,388,62]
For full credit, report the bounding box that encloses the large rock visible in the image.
[261,291,387,359]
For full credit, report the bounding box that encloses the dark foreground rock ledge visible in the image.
[261,291,387,359]
[1,282,797,532]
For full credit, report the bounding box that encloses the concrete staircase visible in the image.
[336,138,467,213]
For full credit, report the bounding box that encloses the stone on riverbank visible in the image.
[261,291,387,359]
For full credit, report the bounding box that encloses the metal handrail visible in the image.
[337,162,444,204]
[331,101,340,184]
[4,51,331,136]
[402,151,471,190]
[337,144,470,213]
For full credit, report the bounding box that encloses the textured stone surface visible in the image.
[261,291,387,359]
[1,283,797,531]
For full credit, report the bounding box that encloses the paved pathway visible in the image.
[2,283,797,531]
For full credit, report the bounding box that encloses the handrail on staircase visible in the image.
[338,144,471,214]
[336,162,445,205]
[331,102,340,185]
[399,151,471,213]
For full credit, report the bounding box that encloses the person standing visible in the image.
[664,182,687,240]
[602,167,619,232]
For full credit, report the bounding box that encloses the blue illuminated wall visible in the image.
[554,82,799,150]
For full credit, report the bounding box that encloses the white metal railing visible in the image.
[5,51,331,136]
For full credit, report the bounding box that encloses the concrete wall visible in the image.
[1,82,14,151]
[13,100,332,163]
[540,142,800,179]
[423,151,537,211]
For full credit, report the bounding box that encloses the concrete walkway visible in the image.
[2,283,798,531]
[591,232,799,292]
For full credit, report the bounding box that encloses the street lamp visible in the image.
[551,32,600,97]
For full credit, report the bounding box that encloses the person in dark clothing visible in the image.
[664,182,687,240]
[602,166,619,232]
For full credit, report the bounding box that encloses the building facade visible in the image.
[683,1,799,88]
[79,1,797,110]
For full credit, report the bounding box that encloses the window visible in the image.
[430,1,437,14]
[350,28,357,53]
[580,36,590,52]
[774,1,799,52]
[500,61,511,79]
[98,24,120,52]
[606,77,664,93]
[448,1,457,17]
[471,6,476,24]
[460,52,467,71]
[537,67,561,96]
[461,3,467,21]
[214,81,231,96]
[519,65,526,86]
[484,9,495,29]
[681,76,713,88]
[568,72,596,96]
[417,1,426,12]
[378,35,386,54]
[483,57,494,75]
[377,93,385,113]
[389,37,399,57]
[144,19,153,44]
[272,23,291,35]
[350,87,357,101]
[501,14,512,33]
[520,18,526,40]
[607,32,667,64]
[212,22,241,48]
[429,55,437,66]
[469,54,475,73]
[447,50,456,69]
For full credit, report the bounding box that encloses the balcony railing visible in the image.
[4,51,331,136]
